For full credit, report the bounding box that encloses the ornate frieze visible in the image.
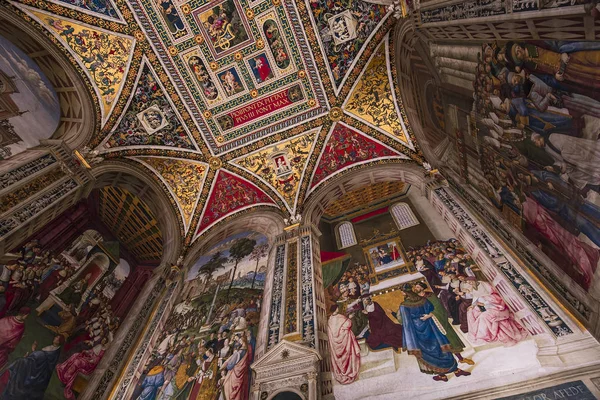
[0,153,56,190]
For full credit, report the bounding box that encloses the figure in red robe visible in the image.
[327,304,360,384]
[390,245,401,261]
[253,56,272,82]
[221,335,252,400]
[362,297,403,351]
[56,340,106,399]
[0,308,30,370]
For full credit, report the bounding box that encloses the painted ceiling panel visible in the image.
[233,128,318,212]
[127,0,328,154]
[344,36,413,150]
[102,61,198,152]
[7,0,424,244]
[135,156,208,232]
[196,169,277,237]
[309,122,404,191]
[27,9,134,125]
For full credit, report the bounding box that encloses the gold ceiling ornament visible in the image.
[134,30,145,41]
[272,0,281,6]
[256,39,265,49]
[209,157,223,170]
[210,61,219,71]
[234,52,243,61]
[216,135,225,143]
[246,9,255,19]
[168,46,178,56]
[307,98,316,107]
[298,70,306,79]
[194,34,204,45]
[181,4,191,14]
[203,110,212,119]
[329,107,343,122]
[148,52,157,62]
[250,89,258,98]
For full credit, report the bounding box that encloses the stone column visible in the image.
[429,43,479,90]
[80,264,180,400]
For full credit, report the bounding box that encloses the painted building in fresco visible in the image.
[1,0,600,399]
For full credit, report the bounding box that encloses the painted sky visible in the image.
[187,231,269,281]
[0,35,60,156]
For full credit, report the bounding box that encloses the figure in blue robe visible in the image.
[509,98,578,137]
[136,365,165,400]
[399,291,470,381]
[1,336,62,400]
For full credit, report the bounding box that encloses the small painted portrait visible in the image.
[188,55,218,100]
[217,67,244,96]
[156,0,186,37]
[248,53,274,83]
[263,19,291,70]
[367,241,405,273]
[196,0,251,55]
[271,153,291,177]
[328,10,358,45]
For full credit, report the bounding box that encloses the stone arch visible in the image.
[268,388,306,400]
[0,6,98,155]
[91,161,182,267]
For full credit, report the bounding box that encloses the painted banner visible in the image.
[216,84,304,130]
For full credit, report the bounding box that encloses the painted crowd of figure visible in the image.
[132,291,261,400]
[472,41,600,290]
[327,239,528,385]
[0,240,119,399]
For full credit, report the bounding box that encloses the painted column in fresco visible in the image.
[81,265,182,400]
[267,224,325,350]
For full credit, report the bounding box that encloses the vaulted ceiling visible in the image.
[6,0,423,249]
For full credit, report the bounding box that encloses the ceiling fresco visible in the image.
[7,0,423,249]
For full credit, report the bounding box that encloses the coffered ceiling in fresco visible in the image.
[7,0,423,247]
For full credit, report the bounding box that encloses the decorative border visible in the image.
[268,243,286,349]
[284,240,298,335]
[300,235,315,347]
[0,153,56,191]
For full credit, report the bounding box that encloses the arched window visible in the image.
[337,221,357,249]
[390,203,419,230]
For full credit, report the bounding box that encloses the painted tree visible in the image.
[249,243,269,289]
[227,237,256,297]
[197,251,227,295]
